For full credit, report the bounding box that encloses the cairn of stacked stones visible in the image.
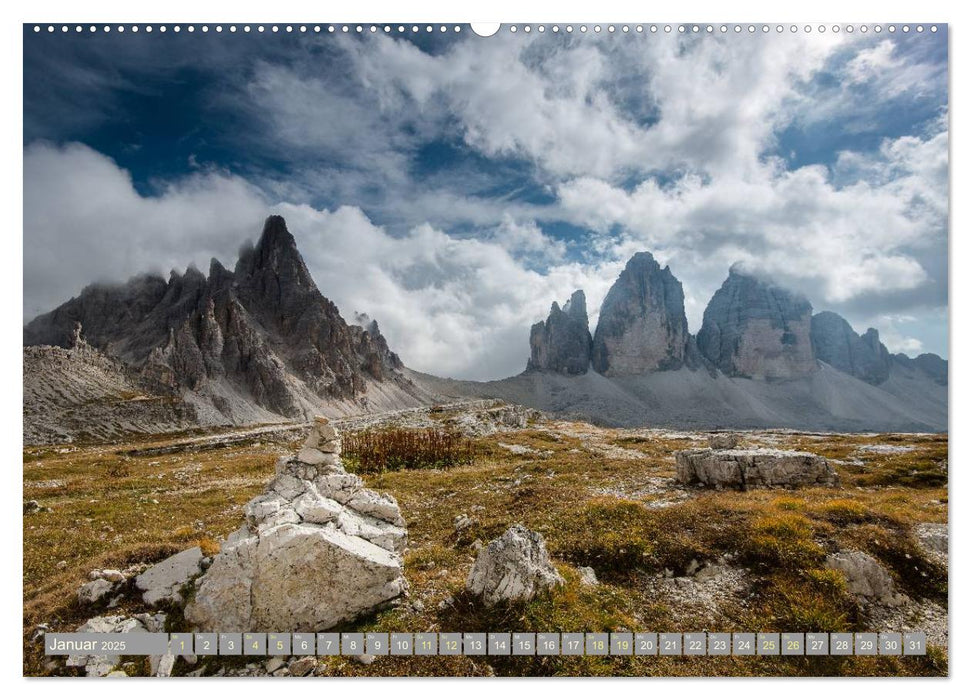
[185,417,408,631]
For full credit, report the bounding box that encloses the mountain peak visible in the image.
[563,290,587,320]
[626,251,660,270]
[591,252,688,375]
[698,269,815,379]
[235,215,317,296]
[527,289,592,375]
[257,215,297,253]
[810,311,890,384]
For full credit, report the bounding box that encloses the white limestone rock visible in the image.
[292,489,343,524]
[269,472,307,501]
[150,652,176,677]
[913,523,947,566]
[187,523,406,631]
[78,578,114,605]
[578,566,599,587]
[100,569,125,583]
[297,447,340,466]
[135,547,204,606]
[304,417,341,452]
[337,509,408,552]
[314,472,365,504]
[345,490,406,527]
[466,525,564,606]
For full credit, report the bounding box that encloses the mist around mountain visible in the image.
[23,216,947,442]
[23,216,434,443]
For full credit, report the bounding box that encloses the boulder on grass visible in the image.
[675,448,838,490]
[825,550,905,605]
[77,578,114,606]
[466,525,563,606]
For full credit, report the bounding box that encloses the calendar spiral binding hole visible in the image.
[32,24,941,35]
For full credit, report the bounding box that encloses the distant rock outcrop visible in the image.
[527,290,592,375]
[675,447,839,489]
[23,324,199,444]
[591,253,689,376]
[24,216,428,429]
[696,266,816,380]
[893,352,948,386]
[810,311,891,384]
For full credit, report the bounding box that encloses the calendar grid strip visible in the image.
[45,631,927,657]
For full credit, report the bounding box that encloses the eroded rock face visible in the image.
[527,290,592,375]
[810,311,891,384]
[184,418,407,631]
[592,253,689,376]
[697,266,816,380]
[825,550,903,605]
[466,525,564,606]
[23,216,408,423]
[675,448,838,489]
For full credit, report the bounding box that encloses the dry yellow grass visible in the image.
[23,418,948,677]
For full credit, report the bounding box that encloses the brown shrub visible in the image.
[342,427,475,474]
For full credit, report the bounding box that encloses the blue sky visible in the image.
[23,25,949,379]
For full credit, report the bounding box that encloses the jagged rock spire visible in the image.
[591,252,689,375]
[527,290,592,375]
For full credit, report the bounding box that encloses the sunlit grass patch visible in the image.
[22,421,948,677]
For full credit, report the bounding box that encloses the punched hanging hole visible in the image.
[470,23,501,37]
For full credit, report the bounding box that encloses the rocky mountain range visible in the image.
[23,216,433,443]
[23,219,948,441]
[426,253,947,433]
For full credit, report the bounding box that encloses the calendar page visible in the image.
[22,20,948,679]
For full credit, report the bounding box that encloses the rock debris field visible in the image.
[23,401,948,677]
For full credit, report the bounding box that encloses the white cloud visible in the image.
[869,314,925,355]
[846,40,899,83]
[491,215,566,263]
[24,142,270,319]
[273,204,617,379]
[843,39,943,100]
[346,31,848,181]
[352,34,649,180]
[556,121,947,330]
